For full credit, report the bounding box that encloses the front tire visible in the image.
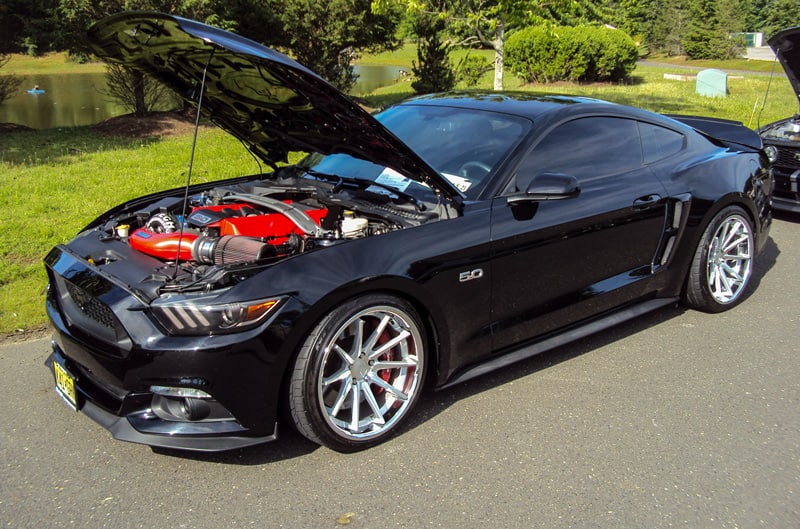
[684,205,754,312]
[288,295,426,452]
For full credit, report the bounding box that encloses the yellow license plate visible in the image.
[54,361,78,411]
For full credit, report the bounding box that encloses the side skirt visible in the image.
[439,297,679,390]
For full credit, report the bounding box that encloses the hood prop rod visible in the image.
[172,48,216,277]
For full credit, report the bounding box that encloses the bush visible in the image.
[456,54,493,87]
[506,25,639,84]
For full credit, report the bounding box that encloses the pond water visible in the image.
[0,65,407,130]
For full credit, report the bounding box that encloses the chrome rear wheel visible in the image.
[685,205,755,312]
[705,213,753,304]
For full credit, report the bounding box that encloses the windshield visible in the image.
[300,104,530,200]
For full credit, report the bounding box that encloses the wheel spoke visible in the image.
[722,252,749,261]
[369,329,410,360]
[720,262,743,283]
[350,320,366,357]
[332,344,355,366]
[330,379,352,416]
[367,373,409,401]
[359,381,386,426]
[322,366,350,387]
[723,235,748,253]
[349,382,361,433]
[373,357,418,370]
[363,314,391,353]
[718,272,734,297]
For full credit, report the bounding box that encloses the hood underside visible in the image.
[86,11,462,204]
[769,26,800,107]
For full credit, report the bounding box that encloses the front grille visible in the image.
[49,273,131,354]
[772,144,800,170]
[65,281,115,329]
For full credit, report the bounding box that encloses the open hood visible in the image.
[769,26,800,106]
[86,11,463,204]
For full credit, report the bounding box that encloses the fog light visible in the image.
[180,397,211,421]
[150,385,212,399]
[152,394,212,421]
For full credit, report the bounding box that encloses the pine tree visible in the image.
[411,14,456,94]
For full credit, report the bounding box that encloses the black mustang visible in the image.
[46,12,773,452]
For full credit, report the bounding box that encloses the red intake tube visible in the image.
[129,229,198,261]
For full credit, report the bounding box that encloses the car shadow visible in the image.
[152,234,781,465]
[773,209,800,224]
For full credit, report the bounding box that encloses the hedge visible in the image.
[506,25,639,84]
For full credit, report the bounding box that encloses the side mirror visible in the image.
[507,172,580,205]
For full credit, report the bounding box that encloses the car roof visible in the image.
[398,92,621,120]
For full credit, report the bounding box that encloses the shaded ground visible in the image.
[0,110,203,138]
[91,110,204,138]
[0,122,34,133]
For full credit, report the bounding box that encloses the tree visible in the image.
[101,63,177,116]
[411,13,456,93]
[57,0,230,55]
[682,0,745,59]
[57,0,257,114]
[760,0,800,39]
[0,0,60,55]
[275,0,400,92]
[375,0,612,90]
[0,54,23,105]
[715,0,746,57]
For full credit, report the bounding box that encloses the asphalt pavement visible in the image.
[1,214,799,529]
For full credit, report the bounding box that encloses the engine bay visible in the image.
[82,174,446,295]
[760,115,800,142]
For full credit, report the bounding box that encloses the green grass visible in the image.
[1,50,797,336]
[643,53,781,73]
[0,127,259,334]
[3,52,107,75]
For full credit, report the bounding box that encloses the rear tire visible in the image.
[288,294,426,452]
[684,205,754,312]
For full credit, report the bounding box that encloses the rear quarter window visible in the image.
[639,122,685,164]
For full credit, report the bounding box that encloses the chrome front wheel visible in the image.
[289,295,426,452]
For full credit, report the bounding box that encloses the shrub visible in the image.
[506,25,638,84]
[456,54,493,87]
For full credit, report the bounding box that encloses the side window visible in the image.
[639,122,685,164]
[512,117,642,192]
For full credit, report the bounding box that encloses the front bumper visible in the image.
[44,244,294,452]
[49,344,278,452]
[770,165,800,213]
[766,143,800,212]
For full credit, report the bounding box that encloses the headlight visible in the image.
[764,145,778,164]
[150,294,282,335]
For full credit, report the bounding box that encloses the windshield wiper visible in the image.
[305,169,425,211]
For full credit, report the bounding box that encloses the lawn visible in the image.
[0,49,796,337]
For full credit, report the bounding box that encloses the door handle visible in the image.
[633,194,662,209]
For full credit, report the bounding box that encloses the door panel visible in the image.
[489,117,672,353]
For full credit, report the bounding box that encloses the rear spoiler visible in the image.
[667,114,763,150]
